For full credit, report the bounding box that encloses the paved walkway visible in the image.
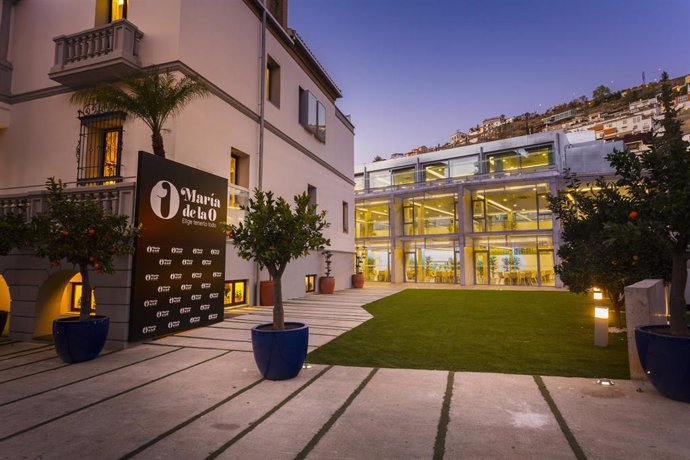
[0,286,689,459]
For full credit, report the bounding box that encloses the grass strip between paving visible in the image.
[205,365,334,460]
[294,367,379,460]
[0,349,227,442]
[533,375,587,460]
[433,371,455,460]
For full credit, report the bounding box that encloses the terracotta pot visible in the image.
[352,273,364,288]
[319,276,335,294]
[260,280,274,306]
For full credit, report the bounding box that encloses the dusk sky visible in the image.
[289,0,690,164]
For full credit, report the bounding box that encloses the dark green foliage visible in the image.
[308,289,629,378]
[70,70,209,157]
[607,72,690,336]
[548,172,671,327]
[226,189,329,330]
[30,178,139,319]
[0,211,28,256]
[323,250,333,277]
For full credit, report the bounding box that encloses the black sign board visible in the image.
[129,152,227,342]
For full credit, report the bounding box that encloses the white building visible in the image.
[0,0,355,345]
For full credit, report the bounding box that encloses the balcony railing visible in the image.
[227,184,249,227]
[49,20,144,88]
[0,182,136,220]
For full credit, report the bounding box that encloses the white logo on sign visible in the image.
[150,180,180,220]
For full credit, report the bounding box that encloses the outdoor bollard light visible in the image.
[594,306,609,347]
[592,287,603,301]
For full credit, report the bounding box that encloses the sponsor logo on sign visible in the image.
[192,248,203,255]
[171,247,183,254]
[201,283,211,289]
[168,321,181,329]
[209,313,219,320]
[144,299,158,307]
[169,297,182,304]
[157,285,171,293]
[142,325,157,333]
[170,273,182,280]
[213,272,222,278]
[181,284,192,290]
[190,316,201,324]
[180,307,192,314]
[202,259,212,266]
[150,181,181,220]
[200,304,210,310]
[209,292,219,299]
[145,274,159,281]
[182,259,193,266]
[159,259,172,266]
[156,310,170,318]
[210,249,220,255]
[191,294,202,301]
[192,272,202,279]
[146,246,161,254]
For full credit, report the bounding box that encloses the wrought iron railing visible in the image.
[76,105,126,186]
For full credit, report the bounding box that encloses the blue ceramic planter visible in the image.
[251,322,308,380]
[635,325,690,403]
[53,316,110,364]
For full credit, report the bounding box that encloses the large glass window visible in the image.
[354,174,365,191]
[403,239,459,284]
[403,193,458,236]
[299,88,326,142]
[486,145,554,173]
[449,156,479,177]
[358,243,391,282]
[77,110,125,185]
[391,167,415,186]
[472,235,554,286]
[425,163,447,182]
[224,280,247,306]
[355,200,390,238]
[472,183,551,232]
[110,0,128,21]
[368,170,391,189]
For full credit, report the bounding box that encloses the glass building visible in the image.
[354,131,622,287]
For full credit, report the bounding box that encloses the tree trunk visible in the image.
[669,244,689,337]
[272,275,284,330]
[79,262,92,321]
[605,288,623,329]
[151,130,166,157]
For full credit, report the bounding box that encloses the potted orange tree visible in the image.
[319,250,335,294]
[30,178,139,363]
[226,189,329,380]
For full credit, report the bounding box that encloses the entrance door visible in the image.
[474,251,488,284]
[404,250,416,282]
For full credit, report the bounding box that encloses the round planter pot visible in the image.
[0,310,8,337]
[53,316,110,364]
[251,322,308,380]
[319,276,335,294]
[259,281,274,306]
[635,325,690,403]
[351,273,364,288]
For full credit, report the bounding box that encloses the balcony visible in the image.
[49,20,144,88]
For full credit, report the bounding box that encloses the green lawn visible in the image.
[308,289,629,379]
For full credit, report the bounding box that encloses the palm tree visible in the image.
[70,70,209,157]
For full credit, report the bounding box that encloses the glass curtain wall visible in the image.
[472,235,554,286]
[403,239,459,284]
[472,183,552,232]
[423,156,479,183]
[402,192,458,236]
[355,199,390,238]
[357,242,391,282]
[486,145,553,173]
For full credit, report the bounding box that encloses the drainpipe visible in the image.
[253,0,267,306]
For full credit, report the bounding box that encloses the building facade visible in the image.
[354,131,622,288]
[0,0,355,344]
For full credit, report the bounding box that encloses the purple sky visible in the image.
[289,0,690,164]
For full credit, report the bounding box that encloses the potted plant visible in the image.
[259,278,274,306]
[0,210,28,337]
[226,189,329,380]
[318,250,335,294]
[30,178,139,363]
[352,253,364,288]
[606,73,690,402]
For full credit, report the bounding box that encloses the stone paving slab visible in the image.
[0,342,51,358]
[0,346,176,405]
[307,368,447,459]
[220,365,373,460]
[0,347,218,439]
[152,336,254,351]
[543,376,690,459]
[0,351,255,460]
[446,372,574,459]
[0,356,67,383]
[132,363,328,460]
[0,349,59,371]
